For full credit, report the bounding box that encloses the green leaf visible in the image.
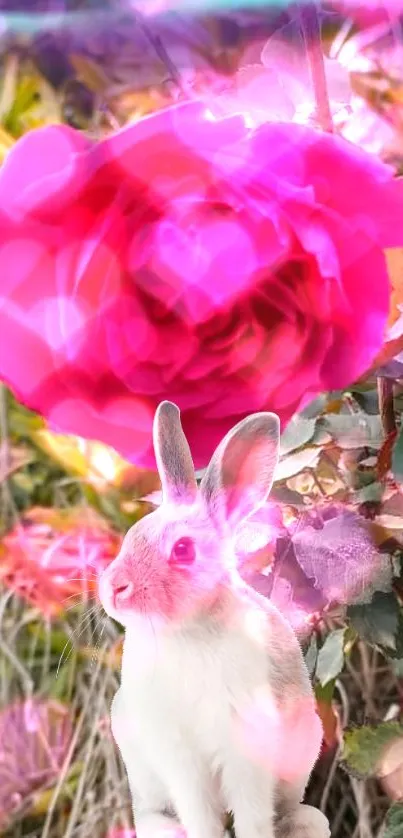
[347,592,400,653]
[3,74,42,137]
[299,395,328,420]
[392,552,402,576]
[304,632,318,677]
[280,415,317,456]
[311,425,331,445]
[391,658,403,678]
[8,405,45,437]
[321,413,383,450]
[350,389,379,415]
[385,803,403,838]
[47,657,77,702]
[355,482,383,504]
[31,761,84,815]
[315,680,336,704]
[275,446,320,481]
[341,721,403,779]
[315,629,345,687]
[392,426,403,482]
[28,623,73,656]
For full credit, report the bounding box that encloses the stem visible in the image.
[377,377,396,436]
[0,383,14,527]
[299,2,333,133]
[135,13,186,96]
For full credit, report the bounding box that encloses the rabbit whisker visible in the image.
[56,604,101,676]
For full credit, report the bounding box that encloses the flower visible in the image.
[0,508,121,616]
[0,698,72,828]
[0,100,401,468]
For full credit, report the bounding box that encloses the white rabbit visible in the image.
[98,401,331,838]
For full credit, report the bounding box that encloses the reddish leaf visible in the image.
[316,698,340,749]
[378,429,398,480]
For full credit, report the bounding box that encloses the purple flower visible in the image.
[0,699,73,827]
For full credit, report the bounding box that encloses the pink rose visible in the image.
[0,101,401,468]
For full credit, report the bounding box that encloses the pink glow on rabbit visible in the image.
[98,402,331,838]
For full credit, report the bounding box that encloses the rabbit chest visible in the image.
[119,613,271,762]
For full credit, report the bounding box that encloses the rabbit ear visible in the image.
[200,413,280,531]
[153,401,197,504]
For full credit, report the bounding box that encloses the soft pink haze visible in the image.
[0,101,401,468]
[0,699,72,828]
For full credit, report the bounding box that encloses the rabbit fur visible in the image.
[98,402,331,838]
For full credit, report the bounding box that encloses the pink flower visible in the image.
[0,508,121,616]
[0,101,401,468]
[0,699,72,828]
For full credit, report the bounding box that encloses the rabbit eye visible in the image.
[170,537,196,565]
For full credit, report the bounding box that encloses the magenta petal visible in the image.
[0,105,399,468]
[0,125,92,217]
[320,242,390,388]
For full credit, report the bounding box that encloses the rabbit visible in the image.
[98,401,331,838]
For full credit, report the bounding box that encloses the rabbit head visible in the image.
[98,402,280,628]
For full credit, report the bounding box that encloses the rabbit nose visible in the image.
[113,581,134,607]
